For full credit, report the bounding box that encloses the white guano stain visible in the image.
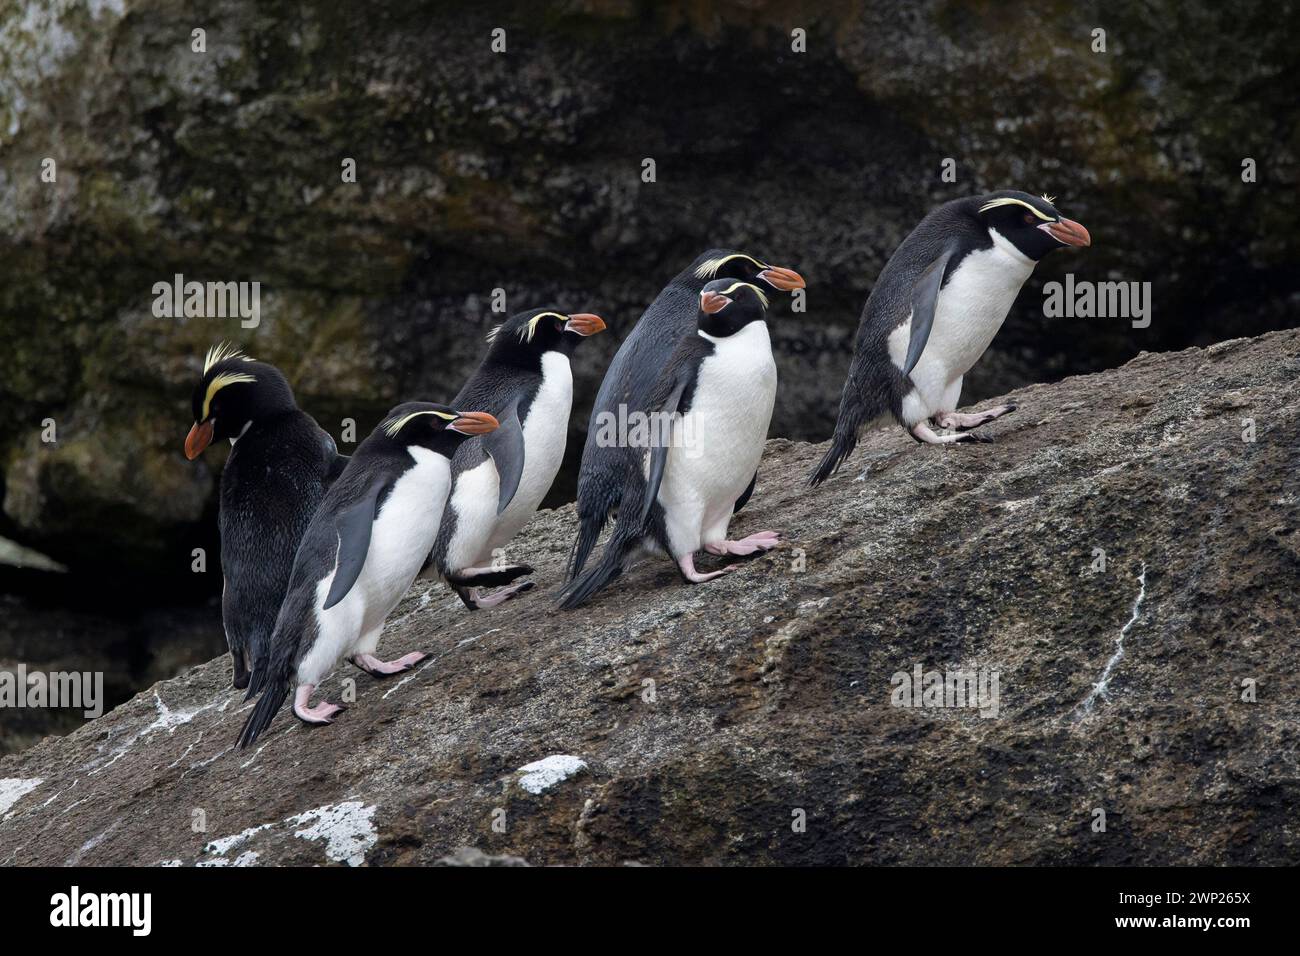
[0,778,42,817]
[516,755,588,795]
[205,823,272,857]
[288,801,379,867]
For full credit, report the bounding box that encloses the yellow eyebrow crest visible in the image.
[202,371,256,419]
[520,312,565,342]
[694,253,766,279]
[978,197,1054,222]
[712,281,769,308]
[487,312,567,344]
[382,409,456,436]
[203,342,253,373]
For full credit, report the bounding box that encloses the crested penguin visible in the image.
[237,403,498,747]
[569,249,804,580]
[431,307,606,609]
[559,280,782,609]
[184,343,348,690]
[809,190,1091,484]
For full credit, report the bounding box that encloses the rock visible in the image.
[0,0,1295,577]
[1,329,1296,865]
[0,590,224,757]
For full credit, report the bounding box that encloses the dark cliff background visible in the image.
[1,0,1297,751]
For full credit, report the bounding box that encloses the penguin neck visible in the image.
[230,407,300,446]
[986,227,1038,276]
[488,350,544,374]
[228,420,253,446]
[699,319,768,346]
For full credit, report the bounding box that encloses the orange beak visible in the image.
[1046,217,1091,248]
[758,265,806,292]
[700,291,731,314]
[449,411,499,436]
[185,420,214,460]
[564,313,607,336]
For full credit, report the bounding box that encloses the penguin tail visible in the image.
[808,426,859,487]
[568,467,622,580]
[809,367,890,486]
[558,527,636,610]
[243,653,271,701]
[567,508,607,582]
[237,678,289,749]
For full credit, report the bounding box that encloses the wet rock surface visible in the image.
[2,330,1296,865]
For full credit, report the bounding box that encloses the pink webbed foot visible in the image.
[465,580,535,610]
[293,684,345,725]
[677,552,735,584]
[349,651,429,678]
[704,530,781,557]
[931,403,1018,435]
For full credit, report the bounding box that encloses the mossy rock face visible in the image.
[1,0,1296,575]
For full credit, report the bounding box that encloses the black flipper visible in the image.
[733,470,757,514]
[322,478,391,610]
[483,396,525,515]
[638,372,692,527]
[902,250,953,377]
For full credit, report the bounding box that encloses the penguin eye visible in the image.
[1023,213,1037,225]
[555,317,566,332]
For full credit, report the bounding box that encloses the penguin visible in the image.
[431,307,607,609]
[236,403,499,747]
[809,191,1091,484]
[184,343,348,690]
[569,249,804,579]
[559,280,782,609]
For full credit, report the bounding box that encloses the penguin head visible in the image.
[485,307,607,364]
[696,279,770,337]
[377,402,499,456]
[693,250,805,298]
[185,344,297,459]
[975,191,1091,261]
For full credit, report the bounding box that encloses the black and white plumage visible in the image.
[559,280,782,609]
[810,190,1091,485]
[568,248,804,579]
[184,344,347,690]
[431,307,606,609]
[237,403,498,747]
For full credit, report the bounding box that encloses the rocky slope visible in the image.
[2,329,1297,866]
[2,0,1297,579]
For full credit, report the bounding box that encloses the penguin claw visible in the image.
[472,579,535,609]
[960,431,995,443]
[677,553,736,583]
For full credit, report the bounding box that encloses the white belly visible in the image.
[442,457,500,571]
[889,231,1034,423]
[657,322,776,556]
[484,352,572,556]
[301,447,450,683]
